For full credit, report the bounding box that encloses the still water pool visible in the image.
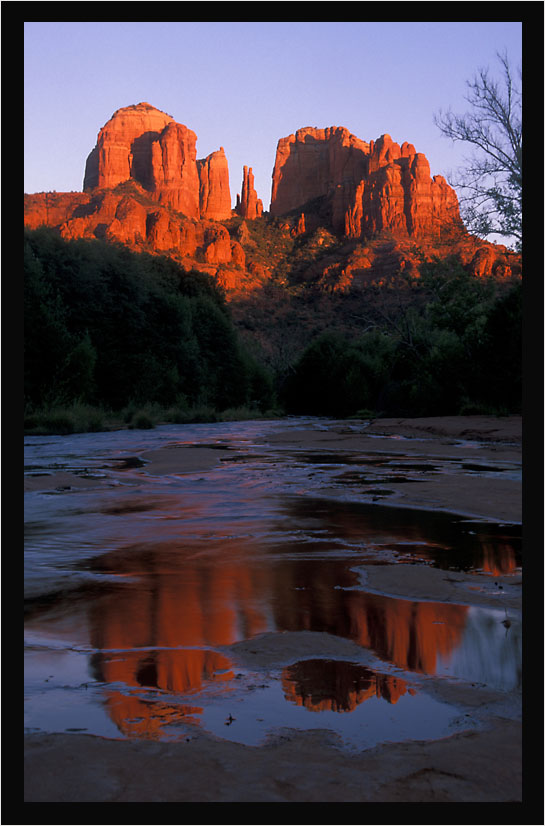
[24,418,521,748]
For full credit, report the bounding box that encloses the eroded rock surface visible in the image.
[270,127,463,240]
[24,104,521,293]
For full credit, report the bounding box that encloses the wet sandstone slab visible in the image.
[24,415,522,802]
[24,706,521,802]
[259,415,521,523]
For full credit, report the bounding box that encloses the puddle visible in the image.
[24,418,521,750]
[282,658,410,711]
[24,643,466,749]
[24,528,521,744]
[196,661,462,750]
[274,496,521,575]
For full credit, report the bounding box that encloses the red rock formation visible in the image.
[24,192,91,229]
[468,245,517,279]
[229,239,246,268]
[235,166,263,220]
[83,103,231,221]
[83,102,174,191]
[271,126,369,220]
[294,213,306,236]
[204,225,232,264]
[145,210,183,252]
[58,191,120,240]
[270,127,464,240]
[247,261,270,284]
[104,196,148,245]
[24,106,521,294]
[149,121,200,217]
[198,148,232,221]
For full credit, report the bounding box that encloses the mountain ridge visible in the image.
[24,103,521,295]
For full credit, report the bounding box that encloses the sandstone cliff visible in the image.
[83,103,175,191]
[270,128,463,240]
[198,148,232,221]
[84,103,231,221]
[24,104,520,294]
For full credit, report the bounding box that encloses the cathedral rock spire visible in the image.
[235,165,263,220]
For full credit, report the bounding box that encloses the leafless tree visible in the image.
[434,51,522,250]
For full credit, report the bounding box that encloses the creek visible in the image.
[24,417,521,749]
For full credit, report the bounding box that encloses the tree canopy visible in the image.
[24,228,274,413]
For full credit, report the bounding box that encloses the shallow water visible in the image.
[24,418,521,748]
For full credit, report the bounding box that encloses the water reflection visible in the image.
[24,517,521,739]
[24,421,521,744]
[70,534,518,690]
[282,659,412,712]
[92,648,234,694]
[275,497,521,576]
[94,648,234,740]
[24,530,521,742]
[103,691,203,740]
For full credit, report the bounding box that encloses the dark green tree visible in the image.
[24,229,274,413]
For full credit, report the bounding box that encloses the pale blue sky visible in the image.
[24,20,522,210]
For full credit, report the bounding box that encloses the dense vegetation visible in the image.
[24,228,521,434]
[281,257,521,418]
[24,228,274,432]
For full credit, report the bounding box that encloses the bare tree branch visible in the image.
[434,51,522,249]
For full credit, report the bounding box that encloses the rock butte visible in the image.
[24,103,521,293]
[270,127,463,240]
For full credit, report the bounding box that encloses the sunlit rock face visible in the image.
[23,192,91,229]
[198,148,232,221]
[270,127,463,239]
[83,103,231,221]
[270,126,369,229]
[149,121,201,216]
[83,103,175,191]
[24,104,521,293]
[104,195,148,245]
[235,165,263,220]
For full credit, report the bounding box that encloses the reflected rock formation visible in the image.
[92,648,234,739]
[274,496,521,575]
[81,493,520,737]
[282,659,411,712]
[271,573,468,675]
[104,690,203,740]
[87,540,470,737]
[88,542,468,678]
[479,541,519,576]
[93,648,234,694]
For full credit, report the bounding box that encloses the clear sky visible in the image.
[24,20,522,211]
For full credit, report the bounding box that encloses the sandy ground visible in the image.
[362,414,522,443]
[23,445,227,492]
[261,415,522,523]
[24,416,523,803]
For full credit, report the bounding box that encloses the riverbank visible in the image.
[260,414,522,523]
[24,710,521,802]
[24,415,523,803]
